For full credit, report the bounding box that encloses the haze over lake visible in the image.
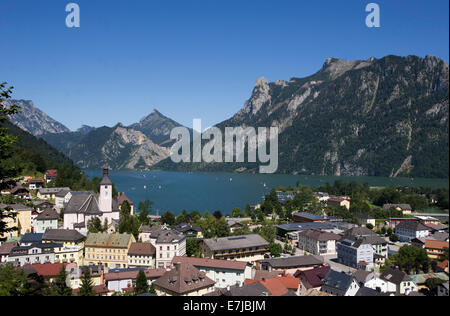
[84,170,449,216]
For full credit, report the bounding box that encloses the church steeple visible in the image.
[99,166,112,213]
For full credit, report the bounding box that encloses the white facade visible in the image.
[365,277,396,293]
[35,218,58,234]
[155,240,186,269]
[298,236,337,256]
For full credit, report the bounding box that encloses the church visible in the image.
[63,168,121,233]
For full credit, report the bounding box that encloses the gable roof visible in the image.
[175,223,201,233]
[0,241,19,255]
[36,208,59,221]
[117,192,133,206]
[23,263,66,277]
[253,270,283,281]
[396,221,430,232]
[355,287,389,296]
[104,268,166,281]
[425,240,449,250]
[260,255,324,269]
[203,234,269,251]
[298,229,341,241]
[20,233,44,244]
[380,268,412,284]
[172,256,247,271]
[322,270,356,292]
[153,262,215,295]
[352,270,373,284]
[63,192,102,215]
[85,233,133,248]
[293,212,326,221]
[128,242,156,256]
[42,229,85,242]
[295,266,331,288]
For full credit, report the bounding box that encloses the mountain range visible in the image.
[5,54,449,178]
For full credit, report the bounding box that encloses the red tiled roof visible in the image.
[24,263,66,277]
[425,240,449,250]
[295,266,330,288]
[171,256,248,271]
[128,242,156,256]
[73,284,109,295]
[118,192,133,206]
[0,241,18,255]
[27,178,44,183]
[260,278,289,296]
[438,260,449,269]
[276,275,299,290]
[104,269,166,281]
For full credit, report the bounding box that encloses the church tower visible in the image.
[99,167,112,213]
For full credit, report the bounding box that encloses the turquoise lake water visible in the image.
[84,170,449,216]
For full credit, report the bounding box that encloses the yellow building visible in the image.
[0,204,32,239]
[84,232,135,268]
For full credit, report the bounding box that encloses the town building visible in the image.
[34,208,59,233]
[336,238,374,269]
[424,240,449,259]
[154,230,186,269]
[383,204,413,215]
[63,168,120,233]
[9,186,30,199]
[84,232,135,269]
[297,229,341,255]
[201,234,269,264]
[395,221,430,242]
[153,262,216,296]
[0,241,18,263]
[42,229,85,247]
[321,270,360,296]
[44,170,58,183]
[127,242,156,268]
[7,242,61,266]
[104,268,166,293]
[295,265,331,295]
[36,187,70,201]
[380,267,418,296]
[0,204,32,238]
[171,256,252,288]
[356,214,376,227]
[20,233,43,246]
[327,197,351,210]
[293,212,327,223]
[28,178,44,190]
[175,223,203,239]
[258,255,324,274]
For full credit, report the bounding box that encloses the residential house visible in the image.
[395,221,430,242]
[244,276,300,296]
[276,221,354,239]
[7,242,61,266]
[153,262,216,296]
[42,229,85,265]
[20,233,44,246]
[409,273,449,290]
[175,223,203,239]
[84,232,135,269]
[380,267,418,295]
[44,170,58,183]
[10,186,30,199]
[383,204,413,215]
[337,238,374,269]
[321,270,360,296]
[424,240,449,259]
[297,229,341,255]
[127,242,156,268]
[104,268,166,293]
[327,197,351,210]
[138,225,168,243]
[117,192,134,216]
[342,227,389,259]
[201,234,269,264]
[0,204,32,238]
[154,230,186,269]
[258,255,324,274]
[37,187,70,201]
[295,265,331,295]
[23,263,68,284]
[0,241,18,263]
[171,256,252,288]
[28,178,44,190]
[356,214,376,227]
[67,265,105,289]
[54,189,71,210]
[34,208,59,233]
[293,212,327,223]
[226,219,244,233]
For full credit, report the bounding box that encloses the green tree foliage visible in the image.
[120,200,131,217]
[0,263,29,296]
[87,217,105,233]
[269,242,282,257]
[232,207,243,218]
[254,226,276,243]
[134,270,149,295]
[186,238,200,257]
[388,245,431,274]
[161,211,175,226]
[425,278,446,292]
[46,266,72,296]
[78,270,96,296]
[196,215,230,239]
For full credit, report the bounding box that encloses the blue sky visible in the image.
[1,0,448,131]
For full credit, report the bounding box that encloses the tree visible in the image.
[0,263,29,296]
[120,200,132,217]
[269,242,282,257]
[0,206,17,242]
[149,282,157,295]
[425,278,445,293]
[134,270,149,295]
[87,217,103,233]
[161,211,175,226]
[244,204,252,217]
[46,266,72,296]
[186,238,200,257]
[213,211,223,219]
[138,200,153,214]
[366,223,374,230]
[78,270,96,296]
[389,234,399,242]
[254,226,276,243]
[232,207,243,218]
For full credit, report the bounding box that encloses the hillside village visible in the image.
[0,168,448,297]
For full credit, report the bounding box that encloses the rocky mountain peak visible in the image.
[243,77,271,115]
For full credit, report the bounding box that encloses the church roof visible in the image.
[100,168,113,186]
[63,193,102,215]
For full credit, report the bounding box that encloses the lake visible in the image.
[83,170,449,216]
